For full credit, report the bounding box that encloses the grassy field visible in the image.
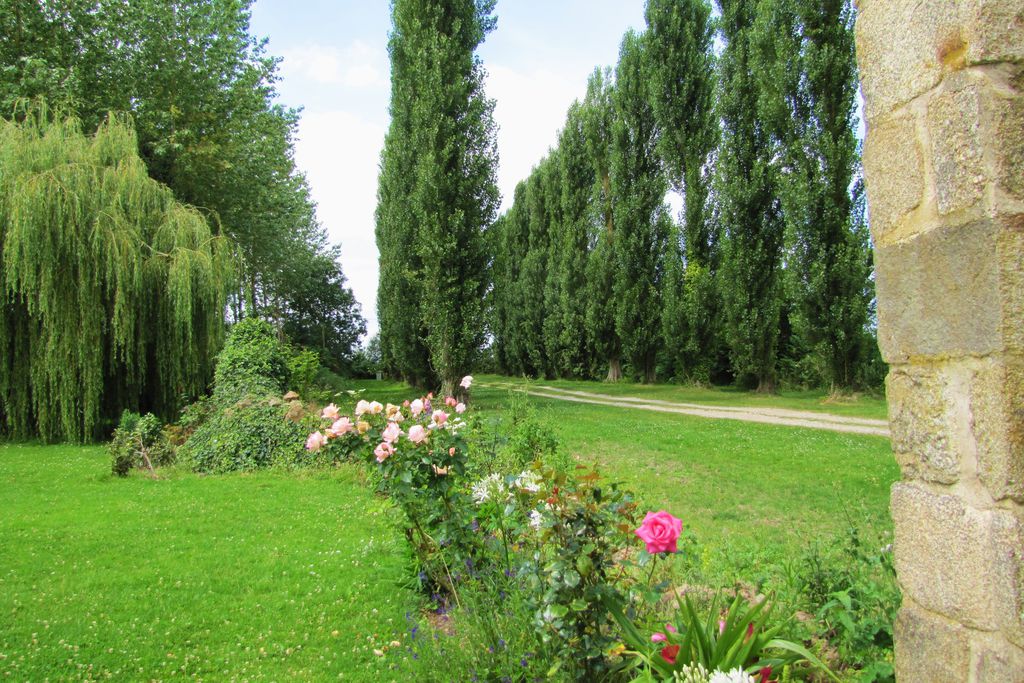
[345,378,898,570]
[0,444,415,681]
[1,380,898,679]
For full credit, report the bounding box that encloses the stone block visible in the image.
[927,73,987,215]
[894,601,971,683]
[874,218,1024,362]
[962,0,1024,66]
[886,365,960,484]
[973,638,1024,683]
[856,0,959,121]
[990,76,1024,201]
[863,112,925,243]
[971,357,1024,502]
[892,482,1024,637]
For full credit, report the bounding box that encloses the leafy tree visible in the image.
[760,0,872,389]
[644,0,721,382]
[611,31,667,384]
[378,0,499,395]
[0,0,360,346]
[554,101,597,378]
[581,67,623,382]
[0,108,232,441]
[716,0,786,392]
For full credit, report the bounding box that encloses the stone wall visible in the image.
[856,0,1023,679]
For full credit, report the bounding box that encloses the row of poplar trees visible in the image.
[490,0,879,391]
[0,0,366,440]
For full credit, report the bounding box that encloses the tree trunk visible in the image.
[606,357,622,382]
[756,375,776,394]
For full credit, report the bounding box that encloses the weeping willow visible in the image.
[0,105,233,442]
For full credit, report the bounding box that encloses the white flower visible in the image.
[471,473,508,505]
[672,663,710,683]
[514,470,542,493]
[529,509,544,530]
[460,375,473,389]
[708,668,756,683]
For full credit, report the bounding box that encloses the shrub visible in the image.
[287,348,321,398]
[212,318,290,401]
[109,411,174,476]
[178,398,313,474]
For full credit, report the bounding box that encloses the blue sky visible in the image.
[249,1,648,337]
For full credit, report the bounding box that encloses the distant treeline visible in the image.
[488,0,883,391]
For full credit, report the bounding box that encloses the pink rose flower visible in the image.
[355,400,371,416]
[408,424,427,444]
[448,447,456,456]
[455,402,466,414]
[373,442,395,463]
[369,401,384,414]
[635,511,683,554]
[321,403,340,420]
[651,632,667,643]
[410,399,424,417]
[382,421,402,444]
[432,410,449,426]
[460,375,473,389]
[331,417,353,435]
[445,396,457,407]
[306,431,327,451]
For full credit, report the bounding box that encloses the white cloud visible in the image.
[280,41,386,88]
[294,110,386,337]
[486,63,589,212]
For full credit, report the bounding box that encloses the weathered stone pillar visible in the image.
[856,1,1024,679]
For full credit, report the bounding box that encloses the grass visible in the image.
[0,444,415,681]
[477,374,889,421]
[1,378,899,679]
[340,378,897,573]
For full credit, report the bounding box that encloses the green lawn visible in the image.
[1,382,899,679]
[344,378,899,571]
[477,374,890,421]
[0,444,415,681]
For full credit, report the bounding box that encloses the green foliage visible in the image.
[212,318,290,402]
[522,466,638,679]
[109,411,174,476]
[611,592,835,681]
[376,0,499,393]
[0,0,363,351]
[287,348,321,398]
[178,398,310,474]
[0,107,232,442]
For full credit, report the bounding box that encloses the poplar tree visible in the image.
[554,102,597,378]
[582,67,623,382]
[522,164,552,377]
[762,0,871,389]
[378,0,499,395]
[611,31,667,383]
[717,0,785,392]
[0,108,232,442]
[644,0,720,381]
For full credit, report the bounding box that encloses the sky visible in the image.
[248,0,648,340]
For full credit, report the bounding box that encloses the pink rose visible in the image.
[306,431,327,452]
[455,402,466,414]
[373,442,395,463]
[410,399,424,417]
[382,421,402,444]
[448,447,456,456]
[369,401,384,414]
[651,632,667,643]
[432,410,449,426]
[331,417,353,435]
[635,511,683,554]
[460,375,473,389]
[355,400,371,416]
[445,396,457,407]
[408,425,427,444]
[321,403,340,420]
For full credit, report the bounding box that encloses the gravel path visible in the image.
[485,382,891,438]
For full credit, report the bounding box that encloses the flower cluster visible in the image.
[305,377,477,593]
